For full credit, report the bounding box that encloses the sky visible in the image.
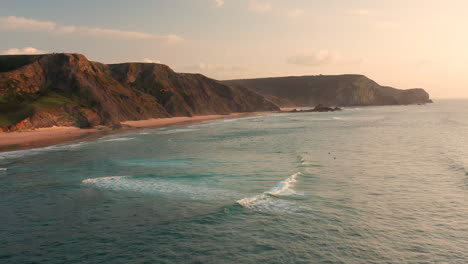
[1,0,468,99]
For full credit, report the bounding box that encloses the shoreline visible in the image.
[0,113,254,152]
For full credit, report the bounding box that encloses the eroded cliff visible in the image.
[0,53,278,131]
[225,75,432,107]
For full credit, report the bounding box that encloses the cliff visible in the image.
[0,53,278,131]
[224,75,432,107]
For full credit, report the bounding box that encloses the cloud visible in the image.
[287,9,305,19]
[213,0,224,7]
[287,50,363,67]
[0,47,47,55]
[165,34,184,43]
[0,16,182,43]
[142,58,161,63]
[248,0,272,13]
[0,16,55,31]
[287,50,342,66]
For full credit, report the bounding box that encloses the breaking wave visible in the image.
[237,172,302,211]
[0,142,87,160]
[101,137,135,142]
[297,154,322,168]
[156,128,200,134]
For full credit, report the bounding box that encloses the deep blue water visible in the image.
[1,100,468,263]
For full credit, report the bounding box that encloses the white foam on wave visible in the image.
[0,142,87,160]
[299,156,307,166]
[187,115,266,129]
[156,128,200,135]
[267,172,300,195]
[308,118,334,121]
[101,137,135,142]
[118,158,194,168]
[237,172,302,211]
[240,116,266,120]
[137,127,167,135]
[298,154,320,167]
[0,168,7,171]
[187,123,213,129]
[82,176,124,184]
[82,175,239,200]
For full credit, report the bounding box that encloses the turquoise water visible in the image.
[1,100,468,263]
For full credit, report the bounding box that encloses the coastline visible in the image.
[120,113,245,128]
[0,113,252,152]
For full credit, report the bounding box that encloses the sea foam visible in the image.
[101,137,135,142]
[82,175,240,200]
[156,128,200,134]
[0,142,87,160]
[237,172,302,211]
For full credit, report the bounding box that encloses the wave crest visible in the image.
[237,172,302,211]
[101,137,135,142]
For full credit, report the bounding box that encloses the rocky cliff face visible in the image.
[0,53,278,131]
[225,75,432,107]
[108,63,276,116]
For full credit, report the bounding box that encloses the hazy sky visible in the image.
[1,0,467,99]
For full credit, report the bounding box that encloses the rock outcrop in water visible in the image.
[0,53,279,131]
[290,104,342,113]
[224,75,433,107]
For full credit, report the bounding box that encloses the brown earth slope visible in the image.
[0,53,278,131]
[224,75,432,107]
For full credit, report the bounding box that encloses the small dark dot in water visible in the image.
[334,157,336,159]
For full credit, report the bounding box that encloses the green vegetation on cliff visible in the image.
[0,53,279,131]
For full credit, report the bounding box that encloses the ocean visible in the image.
[1,100,467,263]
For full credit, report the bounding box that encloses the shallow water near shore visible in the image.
[1,100,468,263]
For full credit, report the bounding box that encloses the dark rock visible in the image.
[288,104,342,113]
[313,104,335,112]
[110,123,123,130]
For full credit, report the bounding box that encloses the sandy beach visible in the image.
[121,113,244,128]
[0,126,100,151]
[0,113,247,151]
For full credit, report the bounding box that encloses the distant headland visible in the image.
[225,75,432,108]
